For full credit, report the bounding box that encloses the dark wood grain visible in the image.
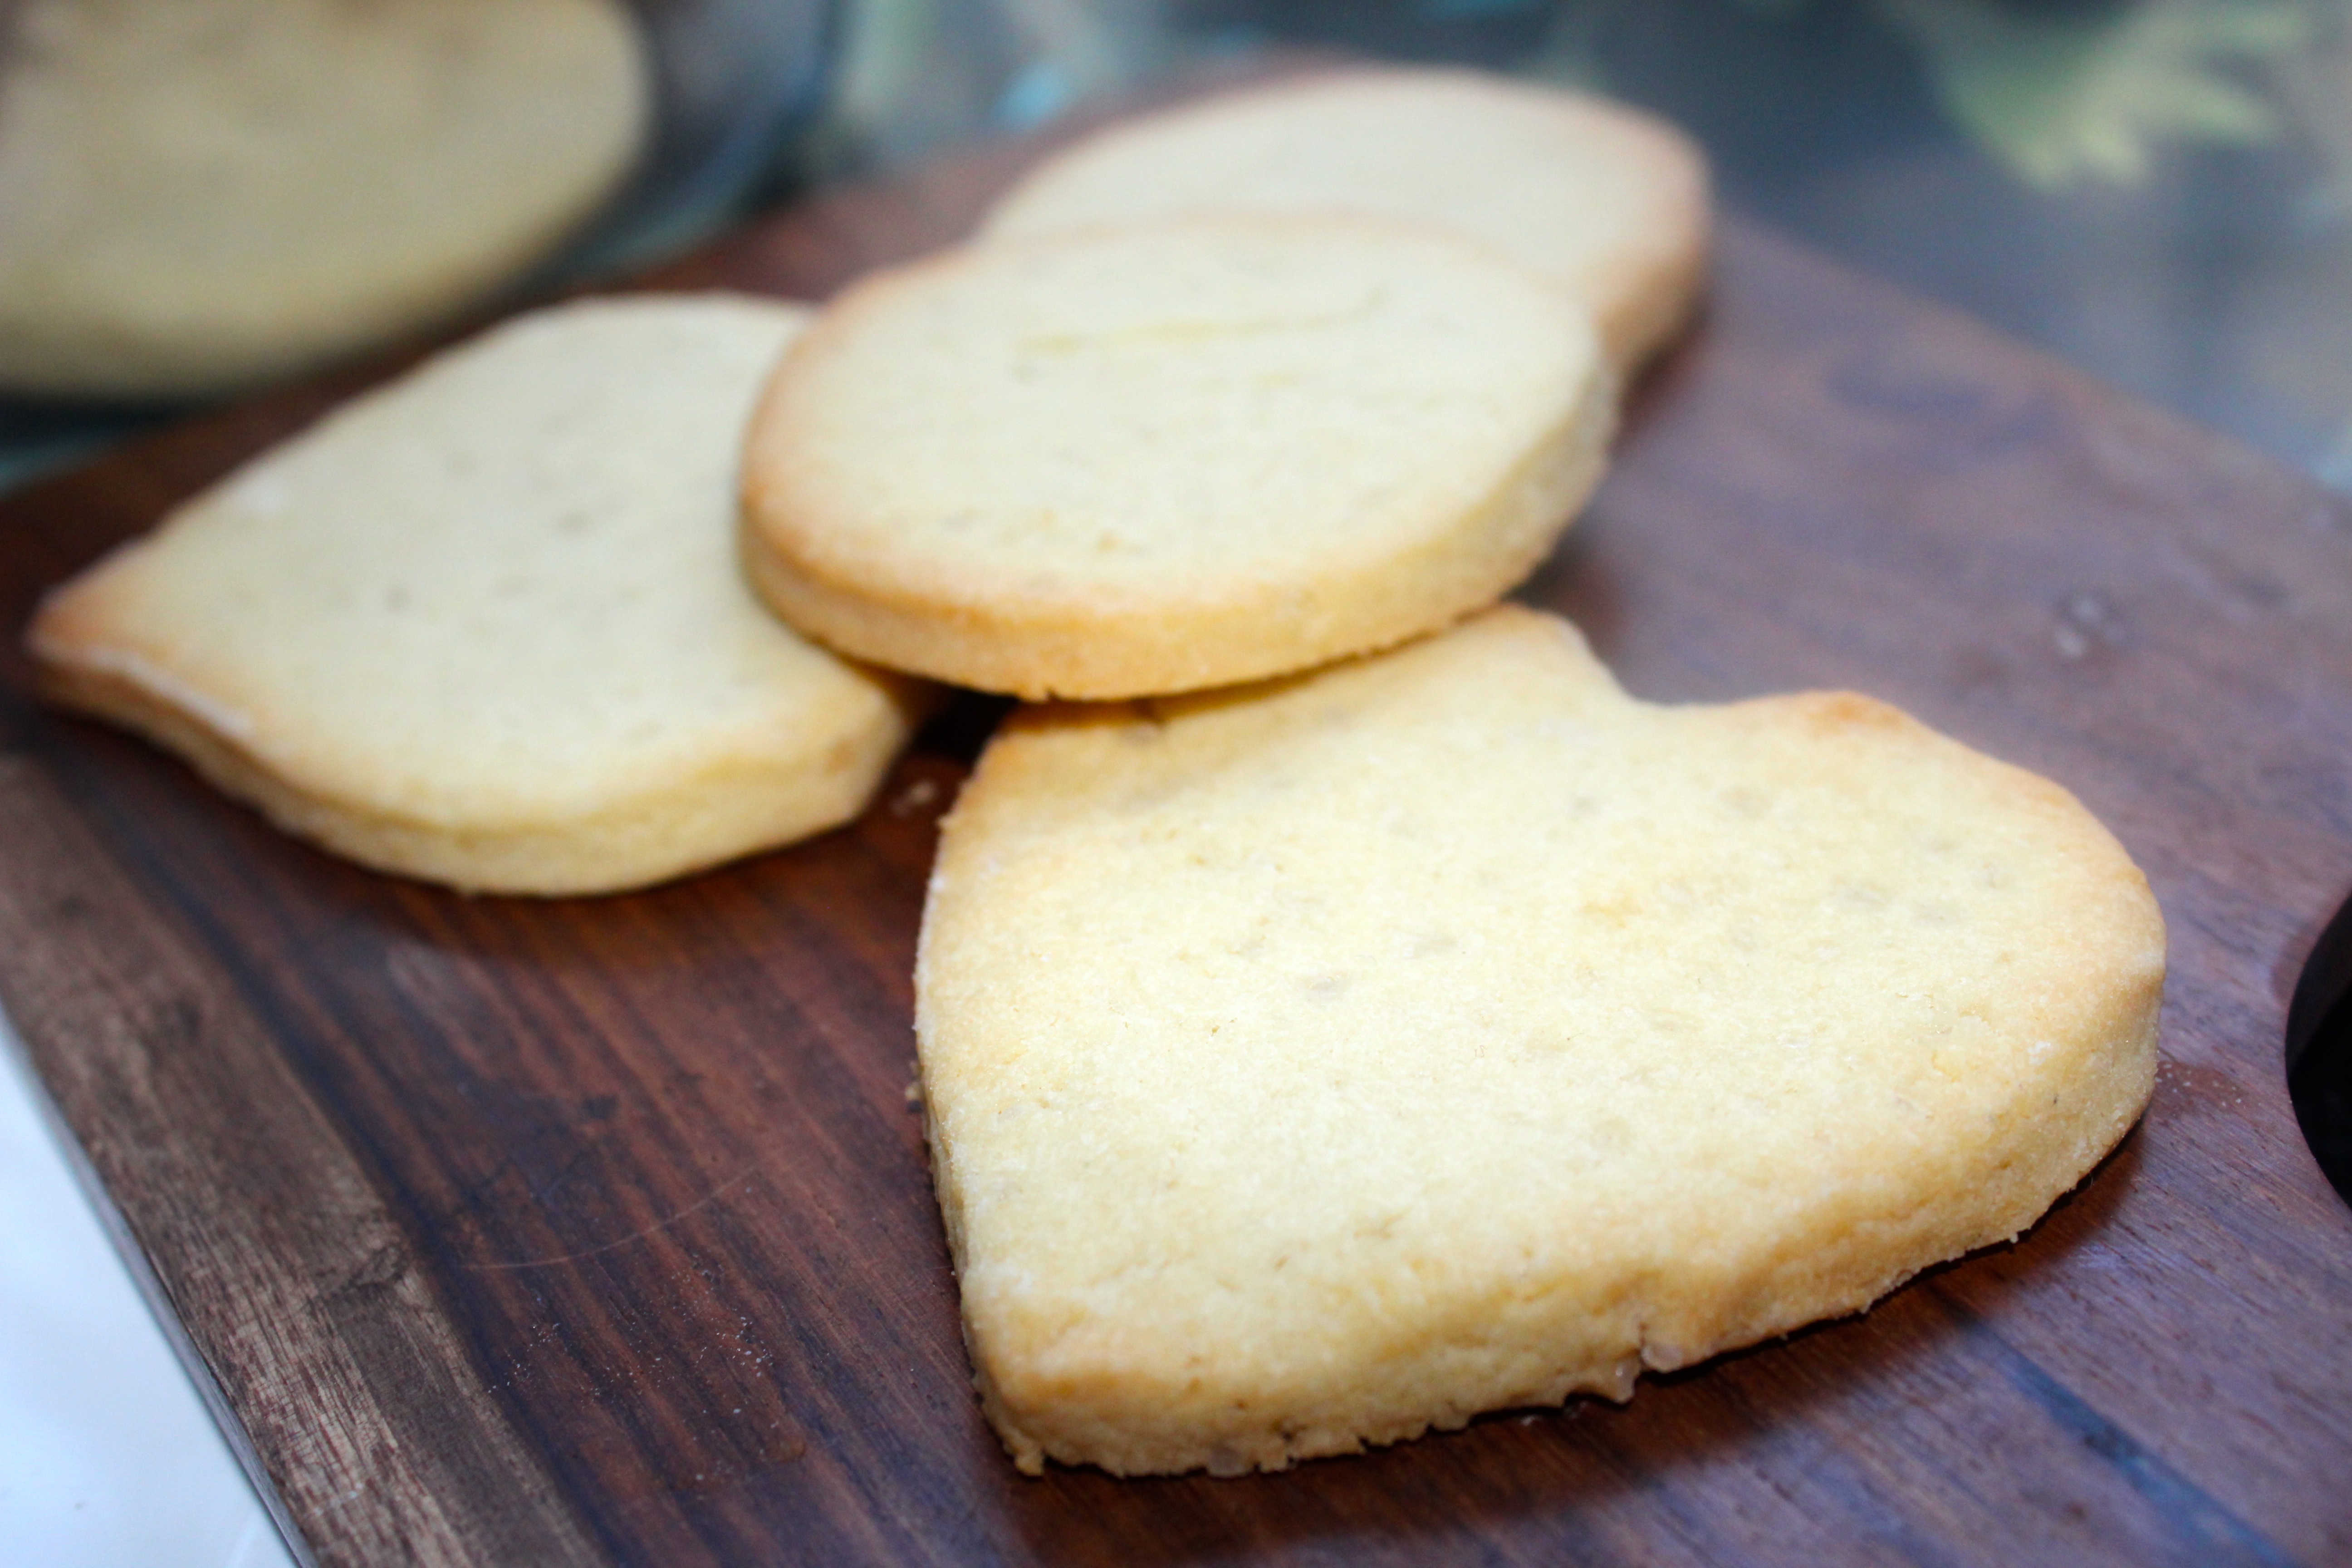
[3,95,2351,1568]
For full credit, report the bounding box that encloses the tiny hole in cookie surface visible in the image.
[2288,887,2352,1208]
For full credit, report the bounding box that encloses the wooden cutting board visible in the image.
[3,97,2350,1568]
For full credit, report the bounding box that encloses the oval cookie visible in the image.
[741,218,1613,700]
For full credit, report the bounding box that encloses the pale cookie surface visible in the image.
[741,218,1611,700]
[918,607,2164,1477]
[29,295,925,896]
[0,0,646,399]
[982,67,1709,370]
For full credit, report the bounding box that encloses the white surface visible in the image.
[0,1018,298,1568]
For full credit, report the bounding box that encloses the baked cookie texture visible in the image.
[0,0,646,399]
[981,66,1709,371]
[917,607,2164,1477]
[741,217,1612,700]
[29,295,926,895]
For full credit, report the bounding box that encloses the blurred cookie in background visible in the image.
[982,67,1709,371]
[0,0,648,401]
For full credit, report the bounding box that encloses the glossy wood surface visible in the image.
[2,100,2349,1568]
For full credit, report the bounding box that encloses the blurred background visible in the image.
[4,0,2352,493]
[2,2,2348,1564]
[5,0,2352,492]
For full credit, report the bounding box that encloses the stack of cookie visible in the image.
[25,68,2166,1481]
[739,67,1705,702]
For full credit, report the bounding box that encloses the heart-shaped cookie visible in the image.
[916,607,2163,1476]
